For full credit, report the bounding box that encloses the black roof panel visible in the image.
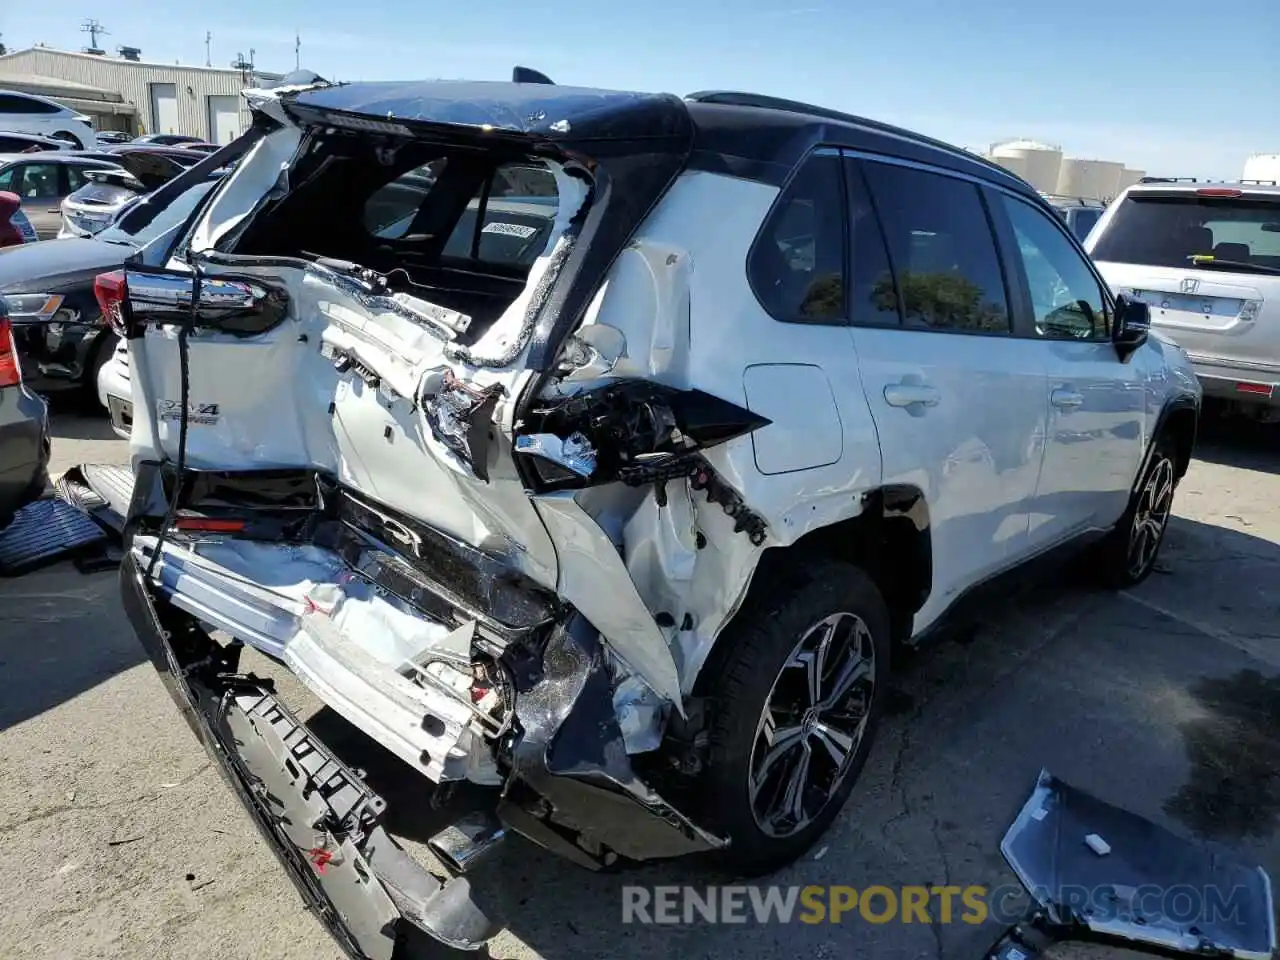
[290,80,692,143]
[287,79,1036,197]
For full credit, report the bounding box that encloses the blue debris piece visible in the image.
[0,497,108,576]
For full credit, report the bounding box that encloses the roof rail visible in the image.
[685,90,1025,184]
[686,90,868,126]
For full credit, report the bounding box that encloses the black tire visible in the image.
[698,558,891,876]
[1094,433,1179,589]
[51,131,85,149]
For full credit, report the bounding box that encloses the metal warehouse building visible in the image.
[0,46,280,144]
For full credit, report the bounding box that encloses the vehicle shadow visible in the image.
[298,510,1280,960]
[0,565,143,733]
[1192,410,1279,474]
[46,411,118,443]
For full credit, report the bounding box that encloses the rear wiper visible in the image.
[1188,255,1280,276]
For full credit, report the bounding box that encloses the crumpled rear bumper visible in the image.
[119,551,498,958]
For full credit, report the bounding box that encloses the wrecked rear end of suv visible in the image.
[110,77,828,954]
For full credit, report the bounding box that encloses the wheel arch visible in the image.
[692,484,932,696]
[1141,395,1199,489]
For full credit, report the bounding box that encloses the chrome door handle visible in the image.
[1051,389,1085,408]
[884,383,941,408]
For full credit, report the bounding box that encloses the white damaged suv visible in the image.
[99,77,1201,954]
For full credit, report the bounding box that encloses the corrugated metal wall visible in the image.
[0,48,256,140]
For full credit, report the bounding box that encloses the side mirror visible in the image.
[1112,294,1149,361]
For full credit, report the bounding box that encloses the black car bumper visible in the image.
[0,383,49,525]
[12,319,110,393]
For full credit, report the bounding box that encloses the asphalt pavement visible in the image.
[1,408,1277,960]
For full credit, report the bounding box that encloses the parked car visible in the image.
[0,154,123,239]
[59,150,193,238]
[130,133,207,146]
[0,90,97,149]
[0,170,221,401]
[94,131,134,145]
[103,78,1200,956]
[0,192,37,247]
[1042,194,1107,241]
[1087,180,1280,419]
[175,142,219,153]
[0,131,71,153]
[0,296,50,530]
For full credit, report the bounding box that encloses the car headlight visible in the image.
[2,293,65,321]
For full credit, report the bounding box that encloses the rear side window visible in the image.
[1090,195,1280,271]
[862,162,1011,333]
[844,159,901,327]
[1071,208,1101,239]
[363,158,448,239]
[749,153,846,324]
[440,162,561,268]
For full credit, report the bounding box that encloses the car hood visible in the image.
[0,237,131,293]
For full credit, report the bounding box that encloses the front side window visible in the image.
[1001,194,1109,340]
[10,163,62,200]
[862,162,1011,333]
[749,153,846,324]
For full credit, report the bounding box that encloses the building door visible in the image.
[207,95,241,145]
[149,83,178,135]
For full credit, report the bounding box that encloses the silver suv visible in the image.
[1087,179,1280,418]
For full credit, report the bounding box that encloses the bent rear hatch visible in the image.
[1087,186,1280,370]
[114,81,755,712]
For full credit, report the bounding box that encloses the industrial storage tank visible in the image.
[1056,158,1124,201]
[986,152,1029,181]
[1243,153,1280,183]
[1116,168,1146,193]
[990,139,1063,193]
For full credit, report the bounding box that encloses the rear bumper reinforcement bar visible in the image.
[119,551,497,958]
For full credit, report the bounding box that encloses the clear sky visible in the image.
[2,0,1275,180]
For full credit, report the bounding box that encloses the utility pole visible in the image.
[205,31,212,67]
[80,18,109,52]
[295,32,301,71]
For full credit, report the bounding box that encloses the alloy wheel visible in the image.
[748,611,877,838]
[1128,456,1175,579]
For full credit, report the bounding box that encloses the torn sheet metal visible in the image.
[532,490,683,710]
[1000,768,1277,960]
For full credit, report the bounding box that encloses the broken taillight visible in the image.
[94,270,128,336]
[174,517,247,533]
[0,314,21,388]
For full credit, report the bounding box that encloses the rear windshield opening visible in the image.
[1091,194,1280,272]
[228,132,576,336]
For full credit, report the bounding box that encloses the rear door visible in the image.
[845,156,1050,631]
[1087,188,1280,385]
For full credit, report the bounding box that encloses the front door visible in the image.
[993,190,1144,545]
[846,157,1050,633]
